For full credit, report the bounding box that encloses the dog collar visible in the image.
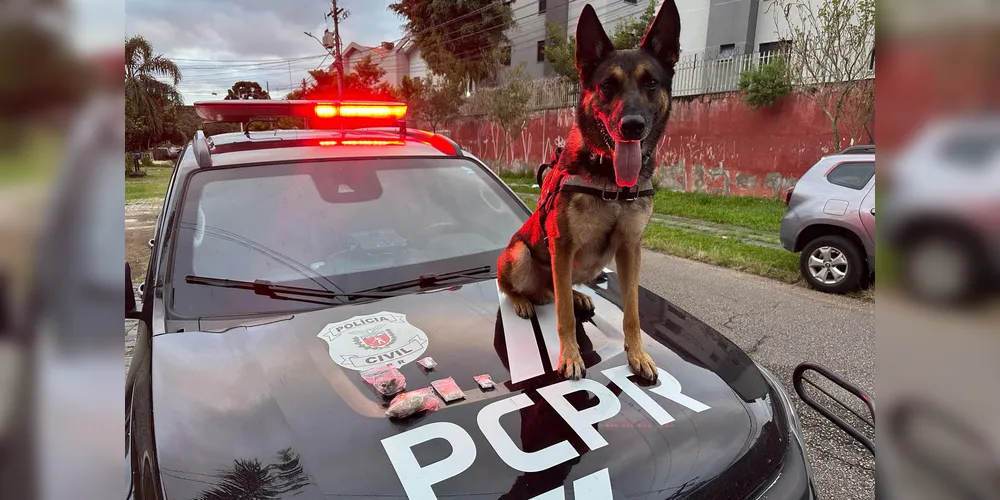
[559,175,655,202]
[588,150,654,167]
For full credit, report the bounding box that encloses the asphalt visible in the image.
[636,250,876,500]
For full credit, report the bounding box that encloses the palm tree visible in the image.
[125,35,182,146]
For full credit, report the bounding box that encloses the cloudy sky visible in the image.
[125,0,404,103]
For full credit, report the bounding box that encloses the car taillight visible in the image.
[783,185,795,205]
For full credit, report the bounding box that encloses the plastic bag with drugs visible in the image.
[361,364,406,396]
[431,377,466,402]
[384,387,444,419]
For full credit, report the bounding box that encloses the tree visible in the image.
[225,81,270,100]
[125,35,183,145]
[0,21,90,147]
[772,0,876,149]
[610,0,658,49]
[399,76,465,132]
[544,23,577,82]
[389,0,514,83]
[286,55,397,101]
[545,0,657,82]
[485,66,533,173]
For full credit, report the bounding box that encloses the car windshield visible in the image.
[168,157,527,318]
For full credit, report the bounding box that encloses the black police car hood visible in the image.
[151,275,789,499]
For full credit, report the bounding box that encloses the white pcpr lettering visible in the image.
[528,468,613,500]
[537,379,622,451]
[381,422,477,500]
[477,394,579,472]
[601,365,711,425]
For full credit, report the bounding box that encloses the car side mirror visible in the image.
[126,262,141,319]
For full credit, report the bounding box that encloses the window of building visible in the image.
[501,46,512,67]
[537,40,546,62]
[719,43,736,59]
[624,0,638,4]
[539,0,546,13]
[827,162,875,190]
[869,48,875,71]
[759,40,790,56]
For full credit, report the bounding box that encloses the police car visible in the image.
[125,100,870,499]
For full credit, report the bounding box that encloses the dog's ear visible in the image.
[575,4,614,84]
[640,0,681,69]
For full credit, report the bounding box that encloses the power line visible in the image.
[404,0,653,74]
[178,0,655,95]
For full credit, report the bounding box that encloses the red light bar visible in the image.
[318,139,405,146]
[314,103,407,120]
[193,99,408,124]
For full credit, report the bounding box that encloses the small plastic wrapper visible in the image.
[416,357,437,370]
[474,374,496,391]
[385,387,443,419]
[361,365,406,396]
[431,377,466,402]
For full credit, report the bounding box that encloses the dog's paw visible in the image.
[510,297,536,319]
[627,348,658,381]
[558,347,586,380]
[572,290,595,315]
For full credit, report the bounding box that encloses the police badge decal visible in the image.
[318,311,430,371]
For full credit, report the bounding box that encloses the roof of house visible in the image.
[342,42,391,60]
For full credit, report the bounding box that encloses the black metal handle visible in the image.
[793,362,876,455]
[870,207,875,216]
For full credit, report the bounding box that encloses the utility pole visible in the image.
[328,0,347,98]
[304,1,349,98]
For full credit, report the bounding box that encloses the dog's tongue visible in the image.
[613,140,642,187]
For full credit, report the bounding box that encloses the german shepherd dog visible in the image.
[497,2,680,381]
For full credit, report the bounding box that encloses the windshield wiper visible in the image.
[358,266,496,294]
[185,275,399,304]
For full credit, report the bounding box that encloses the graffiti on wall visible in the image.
[446,90,874,198]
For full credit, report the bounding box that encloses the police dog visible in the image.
[497,2,680,381]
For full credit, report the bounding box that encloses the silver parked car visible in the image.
[882,117,1000,304]
[779,149,876,293]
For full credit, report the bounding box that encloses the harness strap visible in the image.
[560,184,655,201]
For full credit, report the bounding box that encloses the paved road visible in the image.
[637,250,875,500]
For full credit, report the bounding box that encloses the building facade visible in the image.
[340,0,825,85]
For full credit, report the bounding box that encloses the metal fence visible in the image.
[462,46,874,114]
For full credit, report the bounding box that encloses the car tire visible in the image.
[799,235,865,294]
[898,230,982,306]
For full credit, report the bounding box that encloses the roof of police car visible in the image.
[198,128,456,167]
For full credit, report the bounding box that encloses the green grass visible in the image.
[514,193,800,283]
[126,164,173,202]
[500,172,787,233]
[652,191,787,233]
[0,132,60,187]
[499,172,537,186]
[642,225,800,282]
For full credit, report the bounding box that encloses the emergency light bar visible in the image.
[192,99,408,126]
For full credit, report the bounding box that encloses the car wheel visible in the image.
[799,235,865,293]
[898,231,980,305]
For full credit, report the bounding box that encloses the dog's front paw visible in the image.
[509,296,536,319]
[558,347,586,380]
[572,290,595,316]
[627,348,658,381]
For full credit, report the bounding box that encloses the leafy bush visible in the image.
[738,57,792,109]
[140,152,155,168]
